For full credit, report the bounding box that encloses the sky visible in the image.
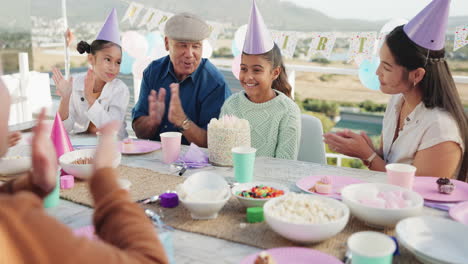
[283,0,468,20]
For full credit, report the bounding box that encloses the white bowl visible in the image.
[263,193,349,243]
[341,183,423,228]
[178,171,231,220]
[0,155,31,175]
[396,216,468,264]
[59,149,121,179]
[231,182,289,208]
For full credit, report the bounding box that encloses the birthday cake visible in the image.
[207,115,251,166]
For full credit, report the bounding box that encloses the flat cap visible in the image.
[164,12,210,42]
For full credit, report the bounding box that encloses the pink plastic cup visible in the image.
[160,132,182,164]
[385,163,416,190]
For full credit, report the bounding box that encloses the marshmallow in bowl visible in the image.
[357,190,412,209]
[269,193,343,224]
[207,115,249,130]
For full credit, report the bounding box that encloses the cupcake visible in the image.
[254,251,276,264]
[122,138,135,152]
[436,177,455,194]
[311,176,333,194]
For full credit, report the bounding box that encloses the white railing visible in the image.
[2,53,53,126]
[211,58,468,84]
[325,153,359,167]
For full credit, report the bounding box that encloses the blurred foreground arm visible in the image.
[0,121,168,263]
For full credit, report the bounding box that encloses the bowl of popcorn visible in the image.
[177,171,231,220]
[231,182,289,208]
[341,183,423,228]
[59,149,121,179]
[0,155,32,175]
[263,193,350,243]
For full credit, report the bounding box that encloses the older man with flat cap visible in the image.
[132,13,231,147]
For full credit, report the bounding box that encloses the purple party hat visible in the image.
[96,8,121,46]
[243,0,274,54]
[403,0,450,50]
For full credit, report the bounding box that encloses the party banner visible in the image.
[307,32,337,59]
[122,2,145,26]
[347,32,376,64]
[138,8,159,30]
[151,11,173,32]
[454,25,468,51]
[207,21,225,47]
[372,32,387,56]
[271,30,299,58]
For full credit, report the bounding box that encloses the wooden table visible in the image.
[36,135,447,263]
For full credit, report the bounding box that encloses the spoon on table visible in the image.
[137,190,177,204]
[343,249,352,264]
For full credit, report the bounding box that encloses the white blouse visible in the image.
[63,73,130,139]
[382,94,464,167]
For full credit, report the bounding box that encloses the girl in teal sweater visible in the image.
[220,41,301,159]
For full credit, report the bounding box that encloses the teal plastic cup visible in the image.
[348,231,395,264]
[232,146,256,183]
[44,170,60,208]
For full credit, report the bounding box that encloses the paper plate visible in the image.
[240,247,343,264]
[296,175,364,197]
[0,155,32,175]
[449,201,468,225]
[396,216,468,264]
[118,140,161,155]
[413,177,468,202]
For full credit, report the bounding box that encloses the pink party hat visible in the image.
[96,8,121,46]
[403,0,450,50]
[243,0,274,54]
[50,113,73,160]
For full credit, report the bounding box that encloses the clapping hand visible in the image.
[8,131,21,147]
[84,69,97,105]
[31,109,58,193]
[93,121,120,171]
[148,88,166,127]
[168,83,187,127]
[323,129,373,159]
[64,28,75,48]
[52,67,73,98]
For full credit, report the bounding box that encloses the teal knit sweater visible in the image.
[220,90,301,160]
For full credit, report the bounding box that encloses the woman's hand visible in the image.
[323,129,374,160]
[93,121,120,172]
[65,28,75,48]
[52,67,73,98]
[84,69,97,105]
[8,131,21,147]
[359,131,377,153]
[30,109,58,193]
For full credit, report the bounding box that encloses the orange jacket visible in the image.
[0,168,169,264]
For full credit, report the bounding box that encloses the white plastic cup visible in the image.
[348,231,396,264]
[386,163,416,190]
[232,146,256,183]
[160,132,182,164]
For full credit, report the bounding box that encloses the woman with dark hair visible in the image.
[220,2,301,159]
[324,0,467,181]
[52,9,129,139]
